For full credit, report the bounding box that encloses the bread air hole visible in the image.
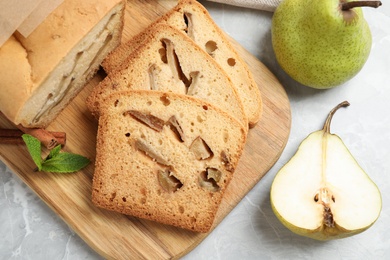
[109,192,116,202]
[227,58,236,66]
[190,217,196,224]
[183,12,194,39]
[205,40,217,56]
[159,94,171,106]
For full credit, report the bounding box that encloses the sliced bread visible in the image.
[92,90,247,232]
[86,23,247,128]
[102,0,262,127]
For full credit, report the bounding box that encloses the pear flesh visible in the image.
[270,101,382,240]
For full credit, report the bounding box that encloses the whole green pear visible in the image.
[272,0,382,89]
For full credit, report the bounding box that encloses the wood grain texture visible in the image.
[0,1,291,259]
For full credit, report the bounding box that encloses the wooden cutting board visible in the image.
[0,1,291,259]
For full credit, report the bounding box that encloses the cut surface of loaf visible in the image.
[92,90,246,232]
[102,0,262,127]
[0,0,125,128]
[86,23,247,128]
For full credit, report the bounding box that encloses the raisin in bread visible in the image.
[0,0,125,128]
[92,90,247,232]
[86,23,248,129]
[102,0,262,127]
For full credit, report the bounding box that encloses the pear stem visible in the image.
[323,101,350,134]
[341,1,382,11]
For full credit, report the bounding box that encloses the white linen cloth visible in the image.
[0,0,64,47]
[206,0,282,12]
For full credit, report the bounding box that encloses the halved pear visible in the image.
[270,101,382,240]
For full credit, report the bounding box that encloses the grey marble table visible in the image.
[1,1,389,259]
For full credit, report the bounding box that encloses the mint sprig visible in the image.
[22,134,90,173]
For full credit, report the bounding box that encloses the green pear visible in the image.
[272,0,382,89]
[270,101,382,240]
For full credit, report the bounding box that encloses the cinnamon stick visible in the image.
[0,127,66,148]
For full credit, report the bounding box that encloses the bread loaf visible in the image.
[0,0,125,128]
[86,23,248,129]
[102,0,263,127]
[92,90,246,232]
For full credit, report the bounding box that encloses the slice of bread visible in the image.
[86,23,248,129]
[0,0,125,128]
[102,0,262,127]
[92,90,247,232]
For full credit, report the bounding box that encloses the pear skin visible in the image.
[272,0,382,89]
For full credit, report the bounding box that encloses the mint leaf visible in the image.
[22,134,90,173]
[41,152,90,173]
[48,144,61,159]
[22,134,42,170]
